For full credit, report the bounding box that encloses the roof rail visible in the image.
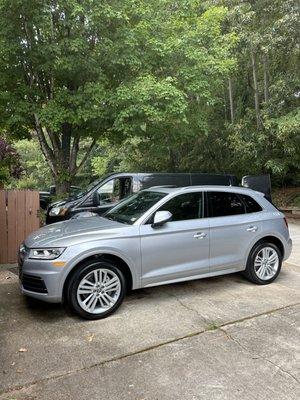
[148,185,177,189]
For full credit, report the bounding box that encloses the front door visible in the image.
[139,192,210,287]
[76,177,133,215]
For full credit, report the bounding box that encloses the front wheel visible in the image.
[243,242,282,285]
[67,260,126,319]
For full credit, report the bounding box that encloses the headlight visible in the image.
[29,248,66,260]
[49,207,67,216]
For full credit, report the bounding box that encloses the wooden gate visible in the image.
[0,190,40,264]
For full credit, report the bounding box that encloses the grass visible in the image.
[206,322,219,331]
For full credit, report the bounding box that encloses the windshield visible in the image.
[104,191,167,225]
[68,177,105,201]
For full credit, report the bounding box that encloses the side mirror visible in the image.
[92,191,100,206]
[151,211,172,228]
[49,186,56,196]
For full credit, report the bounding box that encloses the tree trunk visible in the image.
[251,51,261,129]
[228,77,234,123]
[54,180,71,196]
[34,119,96,196]
[263,53,269,103]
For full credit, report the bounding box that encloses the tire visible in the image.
[243,241,282,285]
[66,260,127,320]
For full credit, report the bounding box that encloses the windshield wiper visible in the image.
[104,214,117,221]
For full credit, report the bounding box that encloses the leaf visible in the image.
[18,348,27,353]
[86,334,94,342]
[140,123,147,132]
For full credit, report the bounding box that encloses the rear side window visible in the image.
[208,192,245,217]
[239,194,262,213]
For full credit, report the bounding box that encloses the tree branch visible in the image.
[72,139,96,176]
[70,136,80,174]
[44,127,61,154]
[33,113,57,176]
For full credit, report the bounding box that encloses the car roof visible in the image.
[146,185,264,197]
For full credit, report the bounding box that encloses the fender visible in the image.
[58,245,141,297]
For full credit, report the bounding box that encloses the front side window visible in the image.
[156,192,203,222]
[97,177,132,205]
[208,191,245,217]
[97,179,121,204]
[104,191,166,224]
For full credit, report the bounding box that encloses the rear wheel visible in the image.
[67,260,126,319]
[243,242,282,285]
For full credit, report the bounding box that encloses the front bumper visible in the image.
[19,258,65,303]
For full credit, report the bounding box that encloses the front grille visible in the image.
[22,274,48,293]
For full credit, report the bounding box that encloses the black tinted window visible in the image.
[239,194,262,213]
[208,192,245,217]
[158,192,203,221]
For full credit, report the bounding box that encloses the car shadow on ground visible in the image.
[20,268,291,323]
[21,272,246,321]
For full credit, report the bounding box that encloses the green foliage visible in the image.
[0,0,237,192]
[12,139,52,189]
[0,137,23,186]
[0,0,298,189]
[223,0,300,184]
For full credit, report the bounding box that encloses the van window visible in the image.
[208,192,245,217]
[97,177,132,205]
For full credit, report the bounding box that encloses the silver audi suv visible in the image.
[19,186,292,319]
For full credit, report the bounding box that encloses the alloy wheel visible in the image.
[254,246,279,281]
[76,268,121,314]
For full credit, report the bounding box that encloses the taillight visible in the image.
[283,217,288,229]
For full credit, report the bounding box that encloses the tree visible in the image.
[0,0,237,193]
[0,137,23,187]
[215,0,300,183]
[12,138,52,189]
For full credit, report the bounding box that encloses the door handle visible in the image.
[194,232,207,239]
[246,225,258,232]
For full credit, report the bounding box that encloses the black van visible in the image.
[46,172,271,224]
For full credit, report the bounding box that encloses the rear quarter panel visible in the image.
[242,210,290,266]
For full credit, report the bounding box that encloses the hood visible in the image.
[24,216,134,248]
[49,197,77,208]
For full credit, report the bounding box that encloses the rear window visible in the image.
[239,194,262,213]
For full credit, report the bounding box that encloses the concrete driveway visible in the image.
[0,223,299,400]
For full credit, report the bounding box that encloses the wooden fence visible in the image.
[0,190,40,264]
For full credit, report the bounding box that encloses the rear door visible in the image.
[140,191,210,287]
[207,191,263,272]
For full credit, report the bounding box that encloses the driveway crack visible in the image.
[220,327,300,385]
[168,292,211,324]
